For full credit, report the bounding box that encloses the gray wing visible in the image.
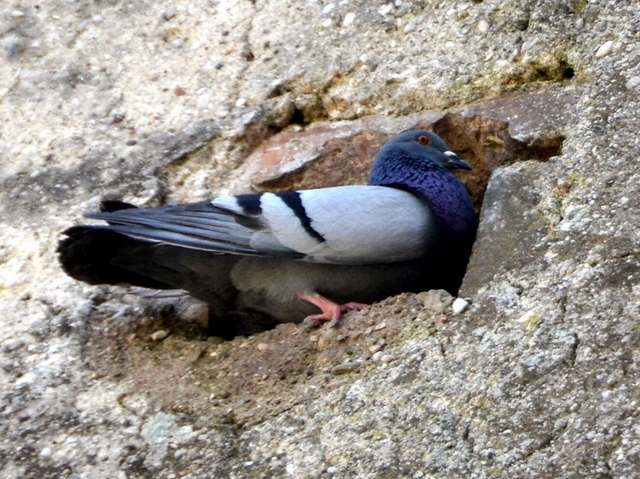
[87,185,434,265]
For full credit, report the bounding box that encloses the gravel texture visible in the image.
[1,1,640,478]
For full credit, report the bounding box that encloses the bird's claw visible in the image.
[300,294,367,328]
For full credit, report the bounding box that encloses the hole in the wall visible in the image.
[240,44,254,62]
[528,60,576,83]
[516,17,530,31]
[260,107,309,138]
[288,108,306,126]
[266,84,287,99]
[101,109,566,341]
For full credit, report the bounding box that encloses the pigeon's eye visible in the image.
[417,134,430,145]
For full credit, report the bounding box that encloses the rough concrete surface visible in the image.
[1,0,639,478]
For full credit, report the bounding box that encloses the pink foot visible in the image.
[300,293,368,328]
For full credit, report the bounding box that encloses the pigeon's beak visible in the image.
[443,151,472,171]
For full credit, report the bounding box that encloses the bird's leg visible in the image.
[300,293,368,327]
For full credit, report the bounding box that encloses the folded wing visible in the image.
[87,185,433,265]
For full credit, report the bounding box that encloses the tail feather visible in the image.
[58,226,173,289]
[58,225,241,316]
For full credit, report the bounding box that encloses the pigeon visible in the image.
[58,130,477,338]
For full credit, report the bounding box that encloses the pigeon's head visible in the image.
[380,130,472,172]
[369,129,477,238]
[368,129,473,196]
